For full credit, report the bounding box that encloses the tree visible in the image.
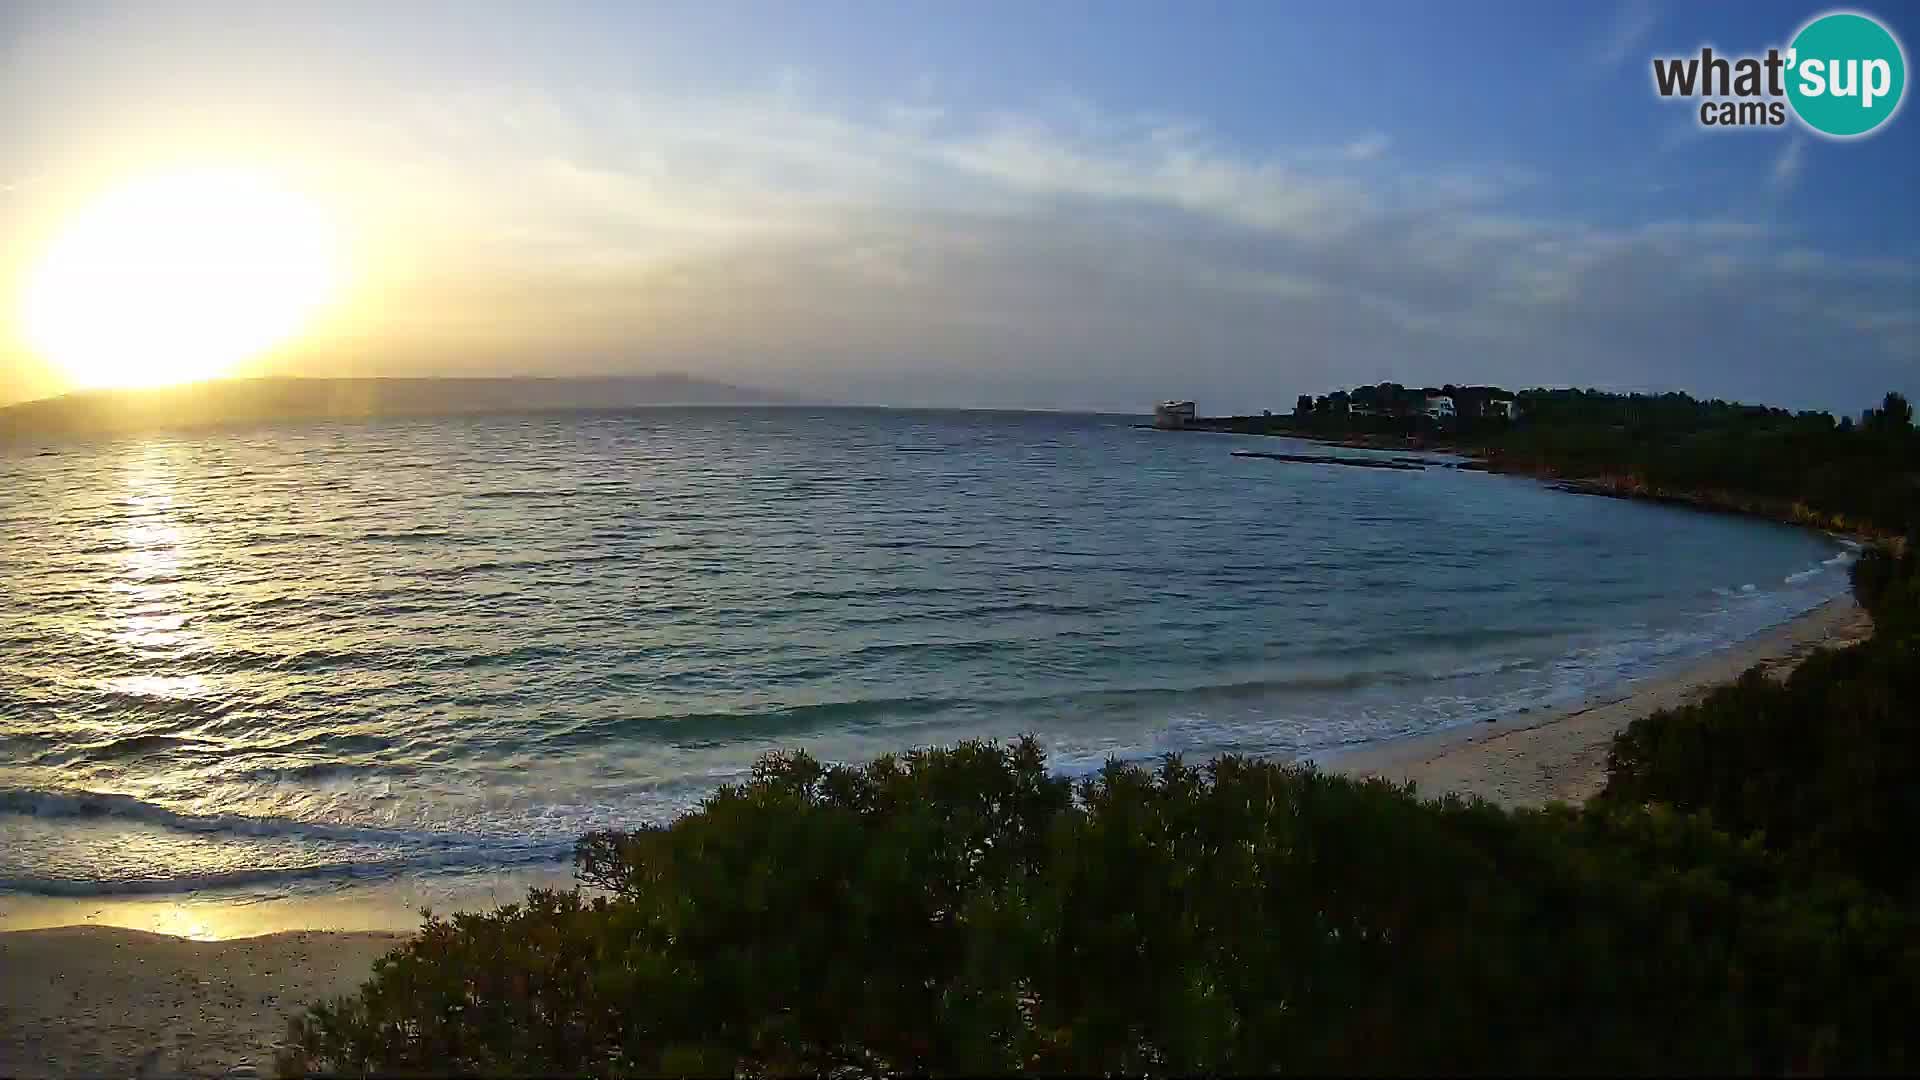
[1869,391,1913,433]
[1295,394,1313,418]
[282,737,1920,1076]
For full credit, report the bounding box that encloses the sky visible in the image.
[2,0,1916,413]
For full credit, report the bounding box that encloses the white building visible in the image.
[1482,398,1519,420]
[1423,394,1456,419]
[1153,400,1197,429]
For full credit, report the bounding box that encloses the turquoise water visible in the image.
[0,407,1852,900]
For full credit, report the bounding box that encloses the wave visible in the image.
[542,693,967,747]
[0,846,571,897]
[862,538,990,551]
[838,638,1011,663]
[64,689,235,720]
[463,488,586,500]
[838,600,1112,627]
[357,529,457,543]
[1081,658,1549,706]
[544,655,1555,748]
[780,583,973,603]
[1785,545,1858,584]
[29,732,222,765]
[0,785,559,856]
[1310,624,1568,658]
[391,551,657,581]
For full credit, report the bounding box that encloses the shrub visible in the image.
[1599,633,1920,898]
[1598,540,1920,899]
[282,740,1919,1076]
[1850,537,1920,638]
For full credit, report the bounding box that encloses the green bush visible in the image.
[282,541,1920,1075]
[1598,541,1920,899]
[1489,389,1920,535]
[282,740,1919,1076]
[1851,538,1920,638]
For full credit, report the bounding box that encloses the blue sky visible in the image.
[2,0,1915,411]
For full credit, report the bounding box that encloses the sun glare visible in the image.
[19,168,343,390]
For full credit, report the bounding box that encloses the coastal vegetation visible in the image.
[1233,386,1920,537]
[1475,389,1919,537]
[1598,541,1920,900]
[282,541,1920,1076]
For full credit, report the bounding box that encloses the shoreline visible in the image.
[1324,595,1872,807]
[1149,422,1900,543]
[0,595,1873,1077]
[0,865,581,938]
[7,595,1863,941]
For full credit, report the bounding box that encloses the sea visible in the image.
[0,407,1856,914]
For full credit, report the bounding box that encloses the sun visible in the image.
[19,168,343,390]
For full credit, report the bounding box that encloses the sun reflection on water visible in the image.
[0,410,1860,937]
[85,445,226,810]
[102,674,213,700]
[103,447,206,657]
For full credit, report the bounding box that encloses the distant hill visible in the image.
[0,374,795,441]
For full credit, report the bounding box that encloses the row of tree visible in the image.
[1499,386,1913,437]
[1293,382,1518,420]
[1478,389,1918,536]
[1276,386,1919,537]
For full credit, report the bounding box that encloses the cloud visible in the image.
[373,88,1522,260]
[1768,137,1806,197]
[1340,133,1391,161]
[1592,0,1658,69]
[306,87,1915,410]
[7,67,1914,414]
[936,118,1378,239]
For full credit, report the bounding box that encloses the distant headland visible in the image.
[0,374,794,441]
[1148,383,1919,540]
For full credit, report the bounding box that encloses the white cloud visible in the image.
[1592,0,1658,69]
[6,64,1914,413]
[936,118,1375,238]
[321,87,1916,409]
[1768,137,1806,197]
[1340,133,1391,161]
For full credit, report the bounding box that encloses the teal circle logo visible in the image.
[1786,11,1907,137]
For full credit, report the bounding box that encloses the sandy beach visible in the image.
[0,597,1873,1077]
[0,927,401,1078]
[1329,596,1872,806]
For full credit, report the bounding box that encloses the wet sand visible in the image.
[1329,596,1871,806]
